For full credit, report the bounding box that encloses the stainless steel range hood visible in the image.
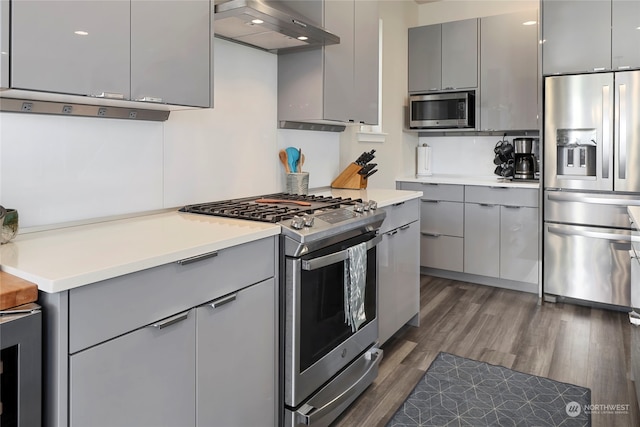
[213,0,339,53]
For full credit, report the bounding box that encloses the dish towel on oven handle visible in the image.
[344,242,368,333]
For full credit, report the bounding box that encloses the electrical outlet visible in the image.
[98,108,107,117]
[21,102,33,112]
[62,105,73,114]
[129,111,137,119]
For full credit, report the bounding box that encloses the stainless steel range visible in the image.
[181,193,385,427]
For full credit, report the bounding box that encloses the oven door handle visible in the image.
[295,347,383,425]
[301,235,382,271]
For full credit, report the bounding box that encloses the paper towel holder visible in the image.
[416,144,433,177]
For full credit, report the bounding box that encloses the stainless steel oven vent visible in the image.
[214,0,339,53]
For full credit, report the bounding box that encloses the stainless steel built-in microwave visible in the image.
[409,91,475,129]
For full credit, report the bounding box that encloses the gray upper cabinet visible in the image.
[408,19,478,93]
[542,0,611,74]
[278,0,379,125]
[612,0,640,70]
[9,0,211,107]
[480,10,538,131]
[11,0,130,98]
[131,1,211,107]
[408,25,441,93]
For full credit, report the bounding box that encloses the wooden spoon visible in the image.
[298,153,305,171]
[279,149,290,173]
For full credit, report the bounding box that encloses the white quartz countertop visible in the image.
[0,211,280,293]
[0,189,419,294]
[397,174,540,189]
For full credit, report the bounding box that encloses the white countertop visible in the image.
[0,189,419,294]
[0,211,280,293]
[397,174,540,189]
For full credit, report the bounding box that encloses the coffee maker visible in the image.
[513,138,536,180]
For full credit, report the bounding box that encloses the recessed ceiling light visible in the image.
[523,21,537,26]
[251,19,264,24]
[74,30,89,36]
[297,36,308,41]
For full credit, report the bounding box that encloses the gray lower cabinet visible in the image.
[70,310,197,427]
[196,279,275,427]
[41,237,277,427]
[464,203,500,277]
[397,182,464,272]
[378,199,420,344]
[612,0,640,70]
[9,0,211,107]
[480,10,538,131]
[464,186,539,285]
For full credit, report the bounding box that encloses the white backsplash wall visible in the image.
[418,135,505,176]
[0,38,340,229]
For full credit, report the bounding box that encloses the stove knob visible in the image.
[354,202,365,213]
[290,216,305,230]
[367,200,378,210]
[302,214,315,227]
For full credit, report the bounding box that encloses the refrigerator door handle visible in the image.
[548,225,631,243]
[602,84,610,179]
[546,191,640,206]
[618,83,627,180]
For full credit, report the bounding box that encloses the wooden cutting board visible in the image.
[0,271,38,310]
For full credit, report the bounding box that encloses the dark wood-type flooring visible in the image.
[333,275,640,427]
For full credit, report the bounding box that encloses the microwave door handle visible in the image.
[618,83,627,180]
[301,235,382,271]
[602,84,611,179]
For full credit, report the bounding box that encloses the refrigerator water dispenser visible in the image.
[556,129,597,177]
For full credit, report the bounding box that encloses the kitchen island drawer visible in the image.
[421,200,463,237]
[420,233,463,272]
[465,185,538,207]
[398,182,464,202]
[68,236,275,353]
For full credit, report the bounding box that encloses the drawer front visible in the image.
[398,182,464,202]
[380,198,420,233]
[420,233,463,272]
[421,200,463,237]
[69,237,275,353]
[465,186,538,207]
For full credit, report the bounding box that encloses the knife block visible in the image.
[331,163,367,189]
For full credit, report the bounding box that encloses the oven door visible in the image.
[284,232,380,409]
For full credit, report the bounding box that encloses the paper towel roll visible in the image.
[416,145,432,177]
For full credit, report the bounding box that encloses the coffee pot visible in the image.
[513,138,536,180]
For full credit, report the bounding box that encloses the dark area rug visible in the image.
[386,352,591,427]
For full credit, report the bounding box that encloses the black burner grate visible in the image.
[180,193,360,223]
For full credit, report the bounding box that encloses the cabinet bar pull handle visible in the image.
[479,203,496,207]
[421,199,440,203]
[593,67,606,72]
[489,186,508,189]
[421,231,441,237]
[503,205,522,209]
[421,182,438,185]
[135,96,163,103]
[96,92,125,100]
[209,293,237,309]
[399,224,411,230]
[177,251,218,266]
[392,201,405,207]
[152,311,189,330]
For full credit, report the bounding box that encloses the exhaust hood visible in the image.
[213,0,339,53]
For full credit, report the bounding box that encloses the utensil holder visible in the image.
[286,172,309,195]
[1,208,19,244]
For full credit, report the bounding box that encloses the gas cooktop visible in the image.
[180,193,362,223]
[180,192,386,253]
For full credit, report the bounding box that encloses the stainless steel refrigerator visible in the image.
[544,71,640,308]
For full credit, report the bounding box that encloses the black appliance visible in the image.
[181,193,385,427]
